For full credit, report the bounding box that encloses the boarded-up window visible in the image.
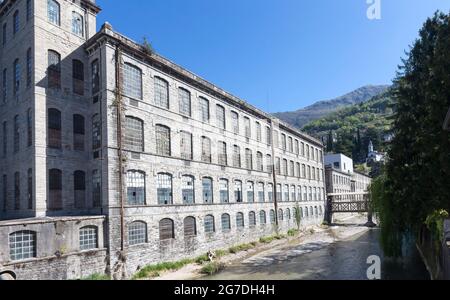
[48,50,61,89]
[73,114,85,151]
[74,170,86,209]
[48,168,62,210]
[159,218,174,240]
[184,216,196,237]
[48,108,61,149]
[72,60,84,95]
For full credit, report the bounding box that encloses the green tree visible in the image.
[372,12,450,257]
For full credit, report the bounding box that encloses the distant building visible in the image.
[324,153,371,195]
[367,141,385,163]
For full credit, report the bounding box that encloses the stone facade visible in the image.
[0,0,326,279]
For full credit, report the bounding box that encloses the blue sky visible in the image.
[96,0,450,113]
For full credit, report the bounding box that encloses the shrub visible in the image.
[200,262,225,275]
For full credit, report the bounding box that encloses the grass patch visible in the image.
[81,273,110,280]
[274,234,286,240]
[133,259,193,279]
[259,236,275,244]
[228,243,256,254]
[195,254,210,264]
[215,249,229,257]
[200,262,225,275]
[287,229,300,237]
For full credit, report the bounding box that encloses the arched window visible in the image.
[128,221,147,245]
[48,168,62,210]
[201,136,211,163]
[48,0,60,25]
[73,114,85,151]
[14,172,20,210]
[26,0,32,21]
[178,87,191,116]
[2,68,7,103]
[92,170,101,208]
[91,59,100,94]
[231,111,239,134]
[259,211,266,225]
[154,76,169,108]
[204,215,215,233]
[257,182,264,203]
[282,159,288,175]
[245,148,253,170]
[286,208,291,220]
[303,186,307,201]
[256,152,263,171]
[180,131,193,160]
[47,50,61,89]
[315,206,318,217]
[216,104,225,129]
[267,183,273,202]
[218,141,227,166]
[9,230,36,261]
[276,184,282,201]
[291,185,296,202]
[92,114,101,150]
[246,181,254,203]
[256,122,262,142]
[232,145,241,168]
[199,96,209,122]
[283,184,289,202]
[300,207,303,218]
[184,216,197,237]
[270,209,276,224]
[234,180,242,203]
[202,177,213,204]
[27,108,32,146]
[126,171,145,205]
[13,115,19,153]
[266,154,273,173]
[298,186,302,202]
[13,59,20,94]
[219,179,229,203]
[236,212,244,229]
[72,60,84,95]
[13,10,19,35]
[278,209,284,221]
[221,213,231,231]
[244,117,251,138]
[159,218,175,240]
[79,226,98,250]
[310,206,314,217]
[249,211,256,227]
[124,116,144,152]
[157,173,172,205]
[74,170,86,209]
[123,63,142,100]
[72,11,84,37]
[155,124,170,156]
[305,206,309,217]
[27,168,32,209]
[181,175,194,204]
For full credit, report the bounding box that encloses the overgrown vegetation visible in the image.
[200,262,225,275]
[371,12,450,257]
[133,259,194,279]
[287,229,300,237]
[228,243,256,254]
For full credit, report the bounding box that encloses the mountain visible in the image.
[273,85,390,128]
[302,91,395,163]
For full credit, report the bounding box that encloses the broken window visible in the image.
[124,116,144,152]
[48,0,60,25]
[47,50,61,89]
[155,124,170,156]
[154,76,169,108]
[201,136,211,163]
[202,177,213,204]
[178,87,191,116]
[72,11,84,37]
[218,141,227,166]
[181,175,194,204]
[219,179,229,203]
[157,173,172,205]
[180,131,192,160]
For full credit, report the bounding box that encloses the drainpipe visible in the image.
[115,46,126,258]
[270,118,279,227]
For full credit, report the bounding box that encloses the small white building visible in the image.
[324,153,354,174]
[367,141,385,163]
